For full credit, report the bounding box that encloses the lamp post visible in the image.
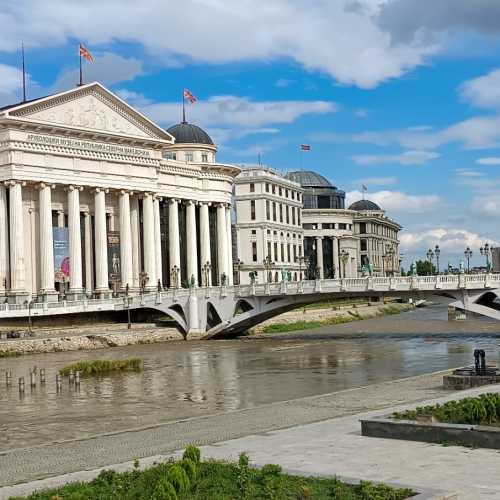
[426,248,435,275]
[464,246,473,273]
[263,255,274,283]
[170,265,179,289]
[434,244,441,275]
[234,259,244,286]
[201,261,211,287]
[340,249,349,279]
[480,243,491,272]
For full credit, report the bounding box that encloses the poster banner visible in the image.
[53,227,70,283]
[107,231,121,283]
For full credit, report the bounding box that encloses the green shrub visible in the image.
[59,358,142,377]
[152,477,178,500]
[180,458,197,482]
[237,452,250,498]
[260,464,283,499]
[182,445,201,465]
[167,465,190,496]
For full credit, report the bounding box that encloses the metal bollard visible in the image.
[68,370,74,384]
[18,376,25,394]
[74,370,80,385]
[30,370,36,388]
[40,368,46,384]
[56,373,62,392]
[5,370,12,386]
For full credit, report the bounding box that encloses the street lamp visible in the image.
[480,243,491,272]
[464,247,473,273]
[202,261,211,287]
[170,265,180,289]
[434,245,441,275]
[426,248,435,275]
[234,259,244,286]
[263,255,274,283]
[340,249,349,279]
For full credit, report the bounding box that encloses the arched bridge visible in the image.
[2,274,500,337]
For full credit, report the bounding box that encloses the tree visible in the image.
[415,260,436,276]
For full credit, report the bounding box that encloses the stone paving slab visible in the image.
[0,370,451,489]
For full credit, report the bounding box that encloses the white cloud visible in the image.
[455,169,485,177]
[0,0,440,89]
[476,157,500,165]
[0,63,24,98]
[352,150,439,165]
[460,68,500,109]
[471,192,500,218]
[346,190,441,214]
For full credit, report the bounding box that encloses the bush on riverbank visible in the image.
[393,393,500,425]
[59,358,142,377]
[15,447,414,500]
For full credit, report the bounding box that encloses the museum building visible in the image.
[0,82,239,303]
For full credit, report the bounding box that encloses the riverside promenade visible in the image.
[0,369,491,499]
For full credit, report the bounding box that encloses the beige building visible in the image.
[233,166,304,284]
[0,82,239,303]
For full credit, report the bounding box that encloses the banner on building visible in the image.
[107,231,121,284]
[53,227,70,283]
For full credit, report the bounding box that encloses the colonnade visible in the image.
[0,181,233,302]
[313,236,355,279]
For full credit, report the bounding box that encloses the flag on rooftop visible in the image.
[300,144,311,151]
[79,43,94,62]
[184,89,197,103]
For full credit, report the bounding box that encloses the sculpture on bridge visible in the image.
[459,260,465,274]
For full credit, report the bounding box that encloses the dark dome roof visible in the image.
[285,170,332,188]
[349,199,381,211]
[166,121,214,145]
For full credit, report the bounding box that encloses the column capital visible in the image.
[94,187,109,194]
[186,199,197,206]
[200,201,212,207]
[4,180,26,187]
[316,236,324,240]
[168,198,180,205]
[37,182,56,190]
[66,185,84,192]
[153,194,163,201]
[119,189,134,196]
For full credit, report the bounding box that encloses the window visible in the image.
[279,187,282,196]
[266,183,270,192]
[287,244,290,262]
[291,191,295,200]
[318,195,331,209]
[279,204,283,223]
[201,153,208,162]
[292,207,296,225]
[250,200,256,220]
[267,242,272,258]
[252,242,258,262]
[297,193,301,202]
[274,242,278,261]
[250,183,255,193]
[293,245,297,261]
[360,222,366,233]
[272,184,276,194]
[285,189,289,198]
[273,230,277,235]
[297,210,301,226]
[360,239,367,251]
[281,244,284,262]
[286,205,290,224]
[251,229,256,235]
[339,223,347,230]
[165,152,177,160]
[266,200,270,220]
[273,202,277,221]
[267,229,271,235]
[185,152,194,162]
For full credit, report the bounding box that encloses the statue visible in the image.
[221,272,227,286]
[287,270,292,282]
[249,271,257,284]
[410,261,417,276]
[361,265,367,277]
[459,260,465,274]
[190,274,196,288]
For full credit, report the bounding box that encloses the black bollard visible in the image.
[474,349,481,375]
[480,349,486,375]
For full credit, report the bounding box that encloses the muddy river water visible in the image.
[1,304,500,450]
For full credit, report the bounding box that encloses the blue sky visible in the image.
[2,0,500,268]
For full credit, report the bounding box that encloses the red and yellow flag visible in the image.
[79,43,94,62]
[183,89,197,103]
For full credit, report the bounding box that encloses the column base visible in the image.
[39,289,59,303]
[7,290,31,304]
[94,288,112,299]
[66,288,86,301]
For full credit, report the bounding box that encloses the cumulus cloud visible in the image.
[471,192,500,217]
[346,189,441,214]
[476,157,500,165]
[0,0,440,89]
[460,69,500,109]
[351,150,439,165]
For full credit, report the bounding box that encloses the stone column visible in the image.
[68,185,83,296]
[226,205,233,285]
[142,193,157,289]
[94,188,109,294]
[7,180,28,301]
[332,236,339,278]
[199,202,211,286]
[57,210,65,228]
[153,196,163,287]
[316,236,324,279]
[216,203,228,285]
[168,199,181,286]
[186,200,198,287]
[0,185,8,295]
[119,190,133,290]
[130,196,141,289]
[84,212,93,294]
[38,183,56,298]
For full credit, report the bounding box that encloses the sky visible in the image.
[1,0,500,269]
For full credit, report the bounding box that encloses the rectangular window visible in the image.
[339,223,347,230]
[273,202,277,221]
[251,229,256,235]
[360,222,366,233]
[272,184,276,194]
[165,152,177,160]
[279,204,283,223]
[266,183,270,192]
[252,242,258,262]
[279,187,282,196]
[185,152,194,162]
[201,153,208,162]
[287,244,290,262]
[286,205,290,224]
[292,207,296,225]
[266,200,270,220]
[250,183,255,193]
[250,200,256,220]
[297,210,301,226]
[274,242,278,261]
[293,245,297,261]
[267,241,272,259]
[281,243,284,262]
[318,195,331,209]
[360,239,367,251]
[291,191,295,200]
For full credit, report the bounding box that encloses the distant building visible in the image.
[233,166,304,284]
[491,247,500,273]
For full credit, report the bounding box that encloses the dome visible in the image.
[166,121,214,145]
[285,170,333,188]
[348,199,381,211]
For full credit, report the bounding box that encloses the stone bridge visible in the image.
[1,274,500,337]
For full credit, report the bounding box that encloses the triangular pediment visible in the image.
[4,82,173,143]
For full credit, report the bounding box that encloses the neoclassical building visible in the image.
[0,82,239,303]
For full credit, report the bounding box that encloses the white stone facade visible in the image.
[0,82,239,303]
[234,166,304,284]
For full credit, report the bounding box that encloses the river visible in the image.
[1,303,500,451]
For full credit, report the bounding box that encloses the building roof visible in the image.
[166,121,214,145]
[348,199,381,211]
[285,170,333,188]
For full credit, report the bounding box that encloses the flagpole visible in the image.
[21,42,26,102]
[182,90,186,123]
[79,43,83,86]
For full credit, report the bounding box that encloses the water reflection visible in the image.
[1,306,500,450]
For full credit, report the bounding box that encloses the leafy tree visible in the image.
[415,260,436,276]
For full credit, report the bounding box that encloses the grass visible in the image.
[59,358,142,377]
[0,350,20,358]
[13,448,414,500]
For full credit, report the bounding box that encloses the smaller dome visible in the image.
[285,170,333,188]
[166,121,214,145]
[349,199,381,211]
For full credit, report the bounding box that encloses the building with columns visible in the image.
[233,166,304,284]
[0,82,239,304]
